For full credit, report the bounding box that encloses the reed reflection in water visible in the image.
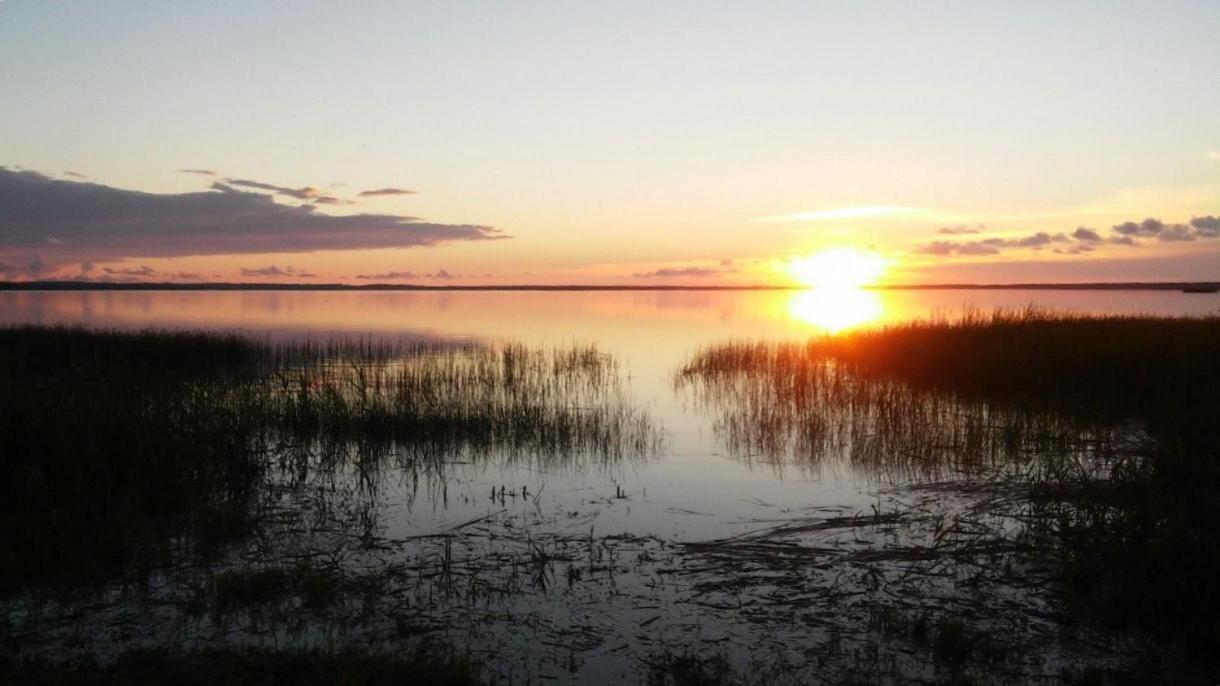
[676,339,1138,484]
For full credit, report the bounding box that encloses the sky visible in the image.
[1,0,1218,285]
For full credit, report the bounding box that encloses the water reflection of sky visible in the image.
[0,288,1215,541]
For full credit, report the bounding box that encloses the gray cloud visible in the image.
[1073,225,1102,241]
[179,169,218,176]
[937,224,983,235]
[240,265,317,278]
[356,270,419,280]
[1113,218,1164,237]
[223,178,321,200]
[916,231,1069,256]
[633,266,733,278]
[1190,215,1219,238]
[1073,227,1102,242]
[64,171,87,179]
[919,214,1218,258]
[359,187,416,197]
[1158,224,1195,242]
[353,269,457,280]
[103,265,156,277]
[916,240,1000,256]
[0,169,506,276]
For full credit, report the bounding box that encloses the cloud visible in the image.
[937,224,983,235]
[1113,218,1164,237]
[240,265,317,278]
[634,266,731,278]
[1207,151,1220,161]
[223,177,321,200]
[63,171,87,179]
[915,240,1000,256]
[359,187,416,197]
[354,269,456,280]
[1157,224,1195,242]
[356,270,418,280]
[179,169,218,176]
[103,265,156,277]
[915,231,1069,256]
[312,195,353,205]
[1072,227,1102,242]
[917,214,1219,259]
[1190,215,1219,238]
[0,169,506,276]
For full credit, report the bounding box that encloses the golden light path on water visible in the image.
[785,287,884,333]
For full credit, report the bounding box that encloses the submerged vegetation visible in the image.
[678,309,1220,663]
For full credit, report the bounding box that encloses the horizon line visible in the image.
[1,280,1218,292]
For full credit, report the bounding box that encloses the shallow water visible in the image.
[2,289,1213,682]
[1,288,1212,538]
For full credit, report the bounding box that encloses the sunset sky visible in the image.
[1,1,1218,285]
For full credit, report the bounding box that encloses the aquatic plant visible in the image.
[678,310,1220,656]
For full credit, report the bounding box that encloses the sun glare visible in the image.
[786,288,883,333]
[787,247,887,290]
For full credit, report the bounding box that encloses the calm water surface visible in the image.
[4,288,1215,682]
[2,288,1215,538]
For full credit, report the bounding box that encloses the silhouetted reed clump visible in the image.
[679,310,1220,655]
[0,326,656,594]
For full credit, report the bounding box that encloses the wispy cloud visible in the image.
[223,178,321,200]
[102,265,156,277]
[354,269,456,280]
[178,168,218,176]
[937,224,983,235]
[63,171,87,179]
[312,195,354,206]
[633,264,737,278]
[359,187,416,197]
[0,169,507,277]
[240,265,317,278]
[355,270,419,280]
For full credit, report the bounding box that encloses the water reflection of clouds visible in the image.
[785,288,883,333]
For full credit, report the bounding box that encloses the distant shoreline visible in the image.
[0,281,1218,292]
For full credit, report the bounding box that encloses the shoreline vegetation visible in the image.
[3,313,1219,683]
[679,309,1220,665]
[1,280,1219,292]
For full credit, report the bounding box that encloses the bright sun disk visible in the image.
[787,247,887,289]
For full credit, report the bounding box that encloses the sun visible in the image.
[787,247,887,289]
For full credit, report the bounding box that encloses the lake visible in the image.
[3,288,1217,683]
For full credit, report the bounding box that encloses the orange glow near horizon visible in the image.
[786,248,888,290]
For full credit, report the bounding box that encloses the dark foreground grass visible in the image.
[680,310,1220,660]
[0,647,478,686]
[0,326,656,595]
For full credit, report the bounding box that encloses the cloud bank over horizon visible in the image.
[0,169,506,278]
[915,215,1219,258]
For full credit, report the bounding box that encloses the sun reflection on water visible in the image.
[786,288,883,334]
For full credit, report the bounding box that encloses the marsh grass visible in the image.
[0,326,657,595]
[678,310,1220,657]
